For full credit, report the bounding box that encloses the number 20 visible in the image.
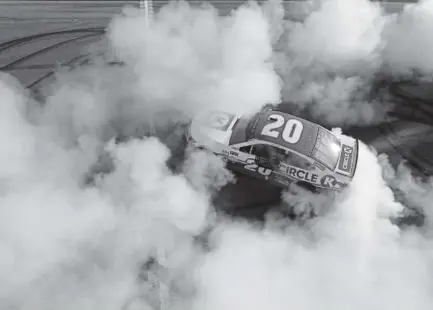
[261,114,303,144]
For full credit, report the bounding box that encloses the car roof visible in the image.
[249,109,320,156]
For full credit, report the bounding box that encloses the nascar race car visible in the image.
[185,108,359,191]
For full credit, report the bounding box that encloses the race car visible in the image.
[185,108,359,191]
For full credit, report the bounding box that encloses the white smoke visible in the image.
[107,0,281,117]
[383,0,433,76]
[0,74,216,309]
[274,0,388,126]
[195,142,433,310]
[274,0,433,126]
[2,0,433,310]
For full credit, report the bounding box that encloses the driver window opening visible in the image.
[251,144,284,168]
[284,151,314,170]
[239,145,252,153]
[251,144,314,170]
[239,144,314,171]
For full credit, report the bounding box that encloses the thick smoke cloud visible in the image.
[2,0,433,310]
[274,0,433,126]
[383,0,433,76]
[0,73,217,309]
[272,0,387,126]
[107,0,281,117]
[194,144,433,310]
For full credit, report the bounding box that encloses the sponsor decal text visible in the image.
[338,144,354,173]
[285,166,318,183]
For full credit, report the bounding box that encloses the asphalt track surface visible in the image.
[1,0,433,221]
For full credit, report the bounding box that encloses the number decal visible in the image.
[261,114,285,138]
[282,119,303,143]
[260,114,304,144]
[244,160,257,172]
[244,159,272,176]
[258,167,272,176]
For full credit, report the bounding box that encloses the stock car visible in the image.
[185,108,359,191]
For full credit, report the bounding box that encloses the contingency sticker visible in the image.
[338,144,354,173]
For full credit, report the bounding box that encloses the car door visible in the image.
[278,150,322,187]
[242,143,284,179]
[225,143,272,179]
[281,150,315,171]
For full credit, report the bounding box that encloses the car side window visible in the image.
[239,145,252,154]
[283,151,314,170]
[251,144,278,157]
[252,144,313,169]
[250,144,286,167]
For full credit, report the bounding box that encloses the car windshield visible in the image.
[312,127,341,169]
